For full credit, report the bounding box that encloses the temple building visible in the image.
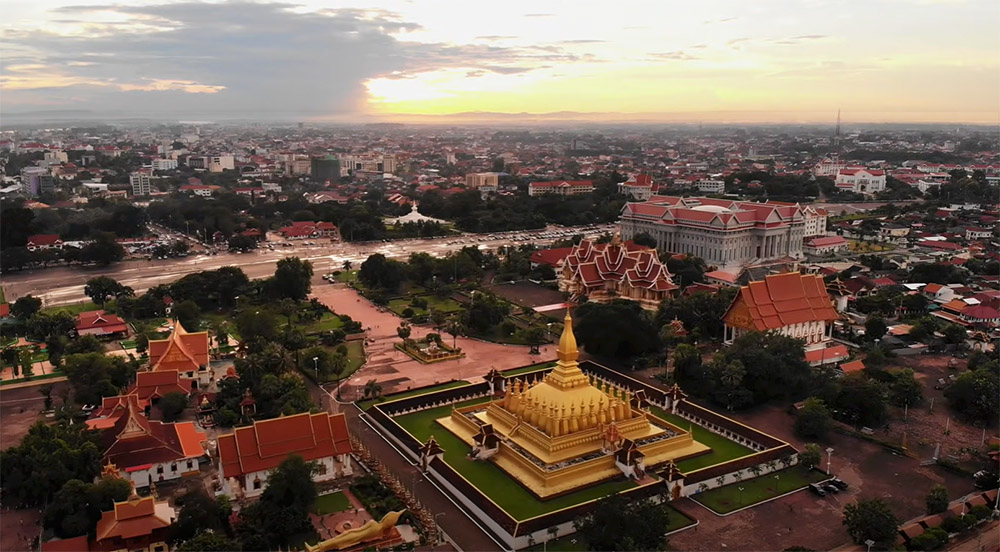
[89,395,207,488]
[558,237,678,310]
[147,322,210,388]
[619,195,826,268]
[722,272,841,353]
[438,312,708,497]
[217,412,353,499]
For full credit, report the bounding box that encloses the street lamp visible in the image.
[433,513,446,549]
[738,486,745,505]
[864,539,874,552]
[312,356,319,381]
[826,447,835,475]
[774,473,780,493]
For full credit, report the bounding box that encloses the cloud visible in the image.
[474,35,518,41]
[648,51,700,61]
[791,34,828,40]
[0,2,587,116]
[704,17,737,23]
[726,37,751,48]
[558,39,605,44]
[523,13,553,17]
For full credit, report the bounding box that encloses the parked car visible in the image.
[809,483,827,497]
[829,478,849,490]
[823,483,841,493]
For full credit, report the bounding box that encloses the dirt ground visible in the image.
[0,507,42,552]
[486,281,568,319]
[668,399,978,551]
[0,380,67,447]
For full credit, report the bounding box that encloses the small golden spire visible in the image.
[557,312,579,362]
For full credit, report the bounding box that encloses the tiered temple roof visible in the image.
[561,238,677,294]
[147,322,209,373]
[723,272,839,331]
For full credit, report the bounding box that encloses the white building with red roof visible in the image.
[558,237,677,310]
[26,233,64,251]
[217,412,353,499]
[835,168,886,194]
[76,310,129,336]
[620,195,815,268]
[528,180,594,197]
[803,235,849,256]
[618,174,657,200]
[722,272,841,360]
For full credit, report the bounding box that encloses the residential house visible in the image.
[76,310,129,336]
[803,236,849,256]
[26,233,64,251]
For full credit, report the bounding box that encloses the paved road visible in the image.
[1,224,614,307]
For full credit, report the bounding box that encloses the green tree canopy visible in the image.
[0,421,102,507]
[271,256,313,301]
[573,300,660,360]
[842,498,900,549]
[795,397,833,440]
[574,493,672,551]
[84,276,132,306]
[925,484,948,515]
[10,295,42,320]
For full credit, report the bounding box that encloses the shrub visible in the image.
[908,531,942,551]
[940,515,965,534]
[410,297,428,309]
[401,308,415,318]
[968,505,991,521]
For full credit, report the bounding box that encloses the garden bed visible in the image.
[691,465,829,514]
[311,491,352,515]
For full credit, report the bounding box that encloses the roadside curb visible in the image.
[1,376,68,390]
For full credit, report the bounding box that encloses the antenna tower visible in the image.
[833,109,842,161]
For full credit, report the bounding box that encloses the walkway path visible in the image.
[311,284,553,400]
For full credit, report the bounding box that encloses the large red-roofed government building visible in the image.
[619,196,828,269]
[217,412,353,499]
[722,272,841,359]
[528,180,594,196]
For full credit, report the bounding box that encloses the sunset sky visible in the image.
[2,0,998,123]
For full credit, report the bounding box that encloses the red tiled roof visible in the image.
[27,234,62,246]
[530,180,594,188]
[724,273,839,331]
[132,370,191,401]
[804,345,849,364]
[805,236,847,247]
[218,412,352,478]
[918,240,962,251]
[41,535,90,552]
[98,395,205,469]
[76,310,128,332]
[530,247,575,267]
[148,323,209,372]
[95,495,172,542]
[839,359,865,373]
[961,304,1000,321]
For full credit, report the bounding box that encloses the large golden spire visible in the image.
[557,311,578,362]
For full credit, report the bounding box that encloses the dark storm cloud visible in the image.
[1,2,585,115]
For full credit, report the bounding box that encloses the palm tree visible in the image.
[748,464,763,479]
[445,320,463,349]
[342,260,353,271]
[363,379,382,400]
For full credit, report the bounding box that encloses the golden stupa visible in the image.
[438,312,708,497]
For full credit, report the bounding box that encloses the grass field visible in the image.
[43,301,99,315]
[311,491,352,515]
[301,312,345,334]
[691,465,828,514]
[393,399,639,520]
[502,362,556,377]
[387,295,464,318]
[335,270,358,283]
[649,407,755,472]
[359,380,471,410]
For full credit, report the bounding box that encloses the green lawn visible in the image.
[393,399,639,520]
[388,295,464,318]
[119,340,137,350]
[359,380,471,411]
[691,465,829,514]
[0,285,5,303]
[311,491,352,515]
[300,312,345,334]
[43,301,99,315]
[649,407,755,472]
[335,270,358,283]
[502,362,556,377]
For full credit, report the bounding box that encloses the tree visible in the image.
[702,331,811,407]
[44,475,132,538]
[170,489,232,545]
[227,234,259,252]
[63,352,137,406]
[631,232,657,248]
[795,398,833,439]
[944,369,999,424]
[574,300,660,359]
[397,322,412,341]
[842,498,899,549]
[834,373,889,428]
[358,253,403,291]
[39,383,54,411]
[865,317,888,342]
[136,334,149,355]
[235,308,279,350]
[925,484,948,515]
[342,260,352,271]
[888,369,923,407]
[363,379,382,400]
[79,232,125,266]
[159,391,189,422]
[574,492,671,551]
[177,530,240,552]
[234,455,317,547]
[799,443,822,470]
[84,276,130,306]
[174,300,201,332]
[0,421,102,507]
[445,320,463,349]
[26,311,76,341]
[271,256,313,301]
[10,295,42,320]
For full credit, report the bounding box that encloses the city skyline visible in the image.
[2,0,999,124]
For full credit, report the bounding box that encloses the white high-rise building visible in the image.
[130,171,152,196]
